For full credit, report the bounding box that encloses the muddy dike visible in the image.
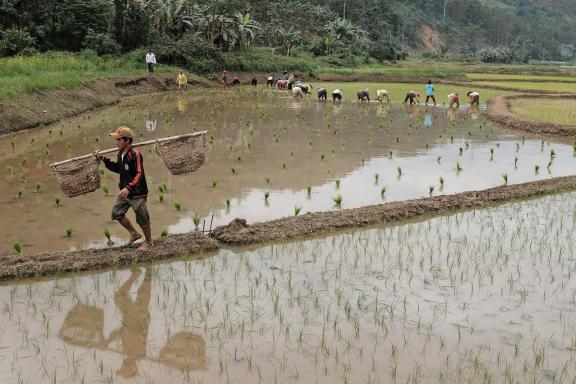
[486,94,576,139]
[211,175,576,245]
[0,74,212,136]
[0,232,218,281]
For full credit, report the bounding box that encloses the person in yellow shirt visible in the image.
[176,71,188,92]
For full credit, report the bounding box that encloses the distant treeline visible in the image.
[0,0,574,71]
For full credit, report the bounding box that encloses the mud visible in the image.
[211,175,576,245]
[485,93,576,138]
[0,232,218,281]
[0,74,211,135]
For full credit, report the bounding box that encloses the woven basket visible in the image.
[51,156,101,197]
[155,133,206,175]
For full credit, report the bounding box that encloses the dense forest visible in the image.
[0,0,575,72]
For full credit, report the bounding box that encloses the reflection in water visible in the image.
[58,268,206,377]
[447,107,459,122]
[423,107,433,127]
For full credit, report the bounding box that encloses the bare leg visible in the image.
[137,225,153,251]
[119,217,142,245]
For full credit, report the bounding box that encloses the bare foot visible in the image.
[127,233,142,246]
[137,241,153,252]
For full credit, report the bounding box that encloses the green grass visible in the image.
[314,81,509,103]
[510,98,576,126]
[474,81,576,92]
[0,51,174,100]
[466,73,576,81]
[319,61,467,80]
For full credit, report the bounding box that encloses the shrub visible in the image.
[0,28,35,56]
[223,47,317,76]
[177,34,224,74]
[83,29,121,55]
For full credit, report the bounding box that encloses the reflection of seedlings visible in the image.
[502,174,508,185]
[226,199,231,209]
[374,173,379,183]
[397,167,402,177]
[104,228,113,246]
[456,163,462,173]
[264,191,270,202]
[193,213,201,230]
[65,225,73,238]
[550,149,556,158]
[335,180,340,189]
[437,156,442,164]
[160,229,169,237]
[13,240,22,254]
[294,206,302,216]
[535,165,540,174]
[490,148,494,160]
[439,177,445,188]
[514,157,518,167]
[516,143,520,152]
[306,186,312,196]
[174,202,182,211]
[459,147,463,156]
[381,187,386,198]
[332,195,343,207]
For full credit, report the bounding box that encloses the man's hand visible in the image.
[94,150,104,161]
[118,187,130,199]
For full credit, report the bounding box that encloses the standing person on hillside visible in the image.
[221,70,229,88]
[94,127,153,252]
[145,51,156,74]
[176,71,188,92]
[467,91,480,106]
[425,80,436,106]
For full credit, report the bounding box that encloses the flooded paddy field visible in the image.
[2,86,576,255]
[2,192,576,383]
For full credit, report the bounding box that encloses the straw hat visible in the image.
[110,126,134,139]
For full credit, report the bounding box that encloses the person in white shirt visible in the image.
[145,51,156,74]
[467,91,480,106]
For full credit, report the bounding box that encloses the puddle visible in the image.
[1,192,576,382]
[1,87,575,255]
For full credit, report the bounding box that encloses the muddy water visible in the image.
[2,193,576,383]
[1,87,575,255]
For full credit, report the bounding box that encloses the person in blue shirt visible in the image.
[425,80,436,106]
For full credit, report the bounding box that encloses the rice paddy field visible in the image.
[3,192,576,383]
[1,76,576,383]
[1,86,573,255]
[466,73,576,82]
[474,81,576,93]
[509,99,576,126]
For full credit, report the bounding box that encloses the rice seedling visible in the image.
[101,186,109,196]
[459,147,463,155]
[226,199,231,208]
[306,186,311,196]
[514,157,518,167]
[6,165,14,176]
[158,193,164,203]
[264,191,270,201]
[294,206,302,216]
[212,181,218,188]
[231,167,236,175]
[282,163,286,169]
[174,202,181,211]
[103,228,113,246]
[332,195,342,207]
[193,213,201,230]
[335,179,340,189]
[16,189,23,199]
[456,162,462,173]
[35,182,41,192]
[437,156,442,164]
[490,148,494,160]
[439,177,445,188]
[374,173,379,184]
[65,225,73,238]
[535,165,540,174]
[160,229,169,237]
[12,240,22,254]
[321,154,325,161]
[502,174,508,185]
[429,186,434,195]
[388,151,393,159]
[158,182,168,193]
[397,167,402,177]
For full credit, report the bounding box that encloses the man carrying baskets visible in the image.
[94,127,153,251]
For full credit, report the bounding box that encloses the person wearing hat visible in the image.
[94,126,153,251]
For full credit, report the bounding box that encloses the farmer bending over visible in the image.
[448,92,460,108]
[404,91,420,105]
[317,88,327,100]
[467,91,480,106]
[94,127,152,251]
[332,89,342,101]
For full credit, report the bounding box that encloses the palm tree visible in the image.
[144,0,191,38]
[234,13,261,51]
[275,27,300,56]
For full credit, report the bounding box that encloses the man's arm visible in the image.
[94,151,120,173]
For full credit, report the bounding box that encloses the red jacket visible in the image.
[103,147,148,198]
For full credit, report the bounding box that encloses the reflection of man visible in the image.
[145,112,157,131]
[424,108,433,127]
[447,107,459,122]
[108,268,152,377]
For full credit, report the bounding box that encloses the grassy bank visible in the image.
[0,51,175,100]
[509,98,576,126]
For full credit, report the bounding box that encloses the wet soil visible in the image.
[486,94,576,138]
[0,74,211,135]
[211,175,576,245]
[0,232,218,280]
